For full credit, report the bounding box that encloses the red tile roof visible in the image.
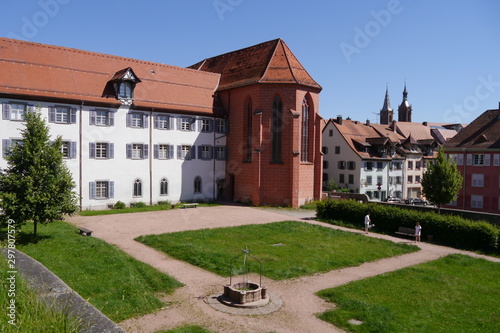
[444,109,500,149]
[394,122,434,141]
[0,38,221,114]
[370,123,405,144]
[189,39,322,91]
[331,119,391,159]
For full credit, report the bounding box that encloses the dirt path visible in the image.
[66,206,500,333]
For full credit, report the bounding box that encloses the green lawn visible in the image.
[317,254,500,333]
[136,221,418,280]
[11,222,183,322]
[0,259,81,332]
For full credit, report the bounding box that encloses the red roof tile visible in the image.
[394,122,434,141]
[444,109,500,149]
[189,39,321,91]
[0,38,221,114]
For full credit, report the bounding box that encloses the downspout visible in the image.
[213,115,216,201]
[79,100,84,210]
[150,109,153,206]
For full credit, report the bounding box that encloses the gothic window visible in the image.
[246,98,253,162]
[271,95,282,163]
[301,97,309,162]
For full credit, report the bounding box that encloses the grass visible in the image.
[80,202,219,216]
[316,254,500,333]
[7,222,183,322]
[136,221,418,280]
[0,259,82,332]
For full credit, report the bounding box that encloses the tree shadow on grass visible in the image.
[0,230,52,245]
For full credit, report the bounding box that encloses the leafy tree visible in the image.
[421,147,463,214]
[0,109,79,236]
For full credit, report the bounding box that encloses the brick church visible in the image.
[0,38,323,209]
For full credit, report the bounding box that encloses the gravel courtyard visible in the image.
[67,205,499,333]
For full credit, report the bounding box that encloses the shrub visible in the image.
[157,200,171,206]
[113,201,126,209]
[316,199,499,252]
[130,201,147,208]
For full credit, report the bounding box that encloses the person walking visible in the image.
[364,213,373,234]
[415,222,422,243]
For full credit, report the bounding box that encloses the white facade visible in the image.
[1,98,226,210]
[360,160,389,201]
[322,123,362,192]
[388,159,404,199]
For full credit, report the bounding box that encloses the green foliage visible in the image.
[0,260,81,332]
[157,200,171,206]
[136,221,417,280]
[316,199,499,252]
[12,222,183,322]
[130,201,147,208]
[113,201,126,209]
[317,254,500,332]
[0,109,79,236]
[421,147,463,211]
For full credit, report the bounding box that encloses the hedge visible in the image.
[316,199,499,252]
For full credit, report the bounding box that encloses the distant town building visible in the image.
[443,108,500,213]
[323,85,461,202]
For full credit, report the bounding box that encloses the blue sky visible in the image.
[2,0,499,125]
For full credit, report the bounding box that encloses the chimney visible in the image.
[336,115,343,125]
[422,121,428,126]
[392,120,397,132]
[366,119,371,126]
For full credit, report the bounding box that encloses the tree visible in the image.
[421,147,463,214]
[0,109,79,236]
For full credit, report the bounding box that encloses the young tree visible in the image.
[421,147,463,214]
[0,109,79,236]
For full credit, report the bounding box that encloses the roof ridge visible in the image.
[279,39,299,84]
[0,37,219,76]
[258,39,282,84]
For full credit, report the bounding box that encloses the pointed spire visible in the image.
[381,84,392,111]
[402,80,408,102]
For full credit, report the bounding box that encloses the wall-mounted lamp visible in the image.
[253,149,261,154]
[293,151,300,156]
[254,109,263,115]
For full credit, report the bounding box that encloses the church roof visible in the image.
[0,37,221,114]
[381,86,392,111]
[189,38,322,91]
[444,109,500,149]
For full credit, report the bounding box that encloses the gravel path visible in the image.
[66,205,499,333]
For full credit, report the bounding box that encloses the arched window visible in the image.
[194,176,202,194]
[119,82,132,99]
[246,98,253,162]
[301,97,310,162]
[272,95,282,163]
[133,178,142,197]
[160,178,168,196]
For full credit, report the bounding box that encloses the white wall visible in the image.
[1,98,226,210]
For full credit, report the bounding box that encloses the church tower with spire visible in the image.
[379,85,393,125]
[398,83,412,122]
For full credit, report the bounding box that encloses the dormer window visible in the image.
[105,67,141,105]
[119,82,132,99]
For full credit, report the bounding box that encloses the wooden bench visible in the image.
[395,226,415,238]
[182,203,199,209]
[78,227,93,236]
